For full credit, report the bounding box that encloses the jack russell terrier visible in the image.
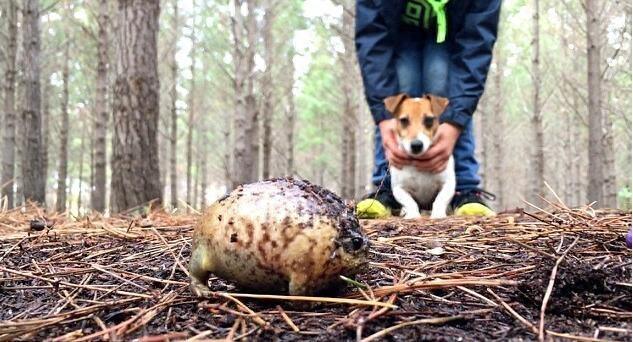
[384,93,455,219]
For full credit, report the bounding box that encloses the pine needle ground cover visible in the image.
[0,205,630,341]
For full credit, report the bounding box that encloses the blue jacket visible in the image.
[355,0,501,127]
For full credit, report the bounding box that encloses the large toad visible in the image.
[189,178,369,296]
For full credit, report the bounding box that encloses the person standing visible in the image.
[355,0,501,218]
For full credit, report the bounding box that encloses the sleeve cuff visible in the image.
[440,106,472,129]
[371,105,393,125]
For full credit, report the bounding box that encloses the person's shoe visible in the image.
[356,189,401,219]
[452,188,496,217]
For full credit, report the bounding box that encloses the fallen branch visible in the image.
[538,237,580,341]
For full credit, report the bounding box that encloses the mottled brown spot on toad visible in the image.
[257,241,267,260]
[243,224,253,248]
[281,226,297,248]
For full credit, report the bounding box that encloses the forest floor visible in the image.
[0,203,631,341]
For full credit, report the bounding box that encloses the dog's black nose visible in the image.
[410,140,424,154]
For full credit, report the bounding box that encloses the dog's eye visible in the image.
[424,116,435,128]
[399,117,410,127]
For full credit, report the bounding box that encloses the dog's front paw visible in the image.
[402,209,422,220]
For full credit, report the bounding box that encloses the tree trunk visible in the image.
[41,72,50,202]
[77,126,86,214]
[348,122,357,198]
[479,95,489,190]
[492,51,505,209]
[250,77,260,181]
[2,0,18,208]
[261,0,275,179]
[15,110,23,206]
[356,92,371,197]
[231,0,259,189]
[350,130,358,196]
[341,114,351,197]
[348,14,358,200]
[585,0,604,205]
[223,71,234,188]
[159,114,168,205]
[224,120,232,187]
[110,0,162,213]
[186,0,196,206]
[599,37,617,208]
[186,101,195,206]
[563,108,574,205]
[339,5,357,199]
[90,128,95,206]
[169,0,179,209]
[559,24,574,206]
[566,40,585,206]
[56,42,71,212]
[199,150,207,208]
[340,94,357,198]
[92,0,110,212]
[21,0,46,204]
[572,95,583,206]
[284,55,296,176]
[193,154,199,210]
[602,109,617,207]
[530,0,545,203]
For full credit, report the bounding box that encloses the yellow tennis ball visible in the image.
[455,203,496,217]
[356,199,391,219]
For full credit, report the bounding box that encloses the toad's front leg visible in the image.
[288,272,310,296]
[189,244,214,297]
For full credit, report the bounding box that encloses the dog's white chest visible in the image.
[391,167,443,207]
[390,156,455,210]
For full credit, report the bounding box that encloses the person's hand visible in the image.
[378,119,410,169]
[411,123,462,173]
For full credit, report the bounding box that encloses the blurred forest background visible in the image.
[0,0,630,214]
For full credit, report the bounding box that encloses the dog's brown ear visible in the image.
[384,93,409,116]
[426,94,449,115]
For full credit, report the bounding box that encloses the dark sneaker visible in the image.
[451,188,496,217]
[356,188,401,219]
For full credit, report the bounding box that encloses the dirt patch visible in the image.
[516,258,631,318]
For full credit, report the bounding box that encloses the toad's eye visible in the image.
[399,117,410,127]
[351,237,364,250]
[424,116,435,128]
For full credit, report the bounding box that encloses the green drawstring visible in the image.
[424,0,449,43]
